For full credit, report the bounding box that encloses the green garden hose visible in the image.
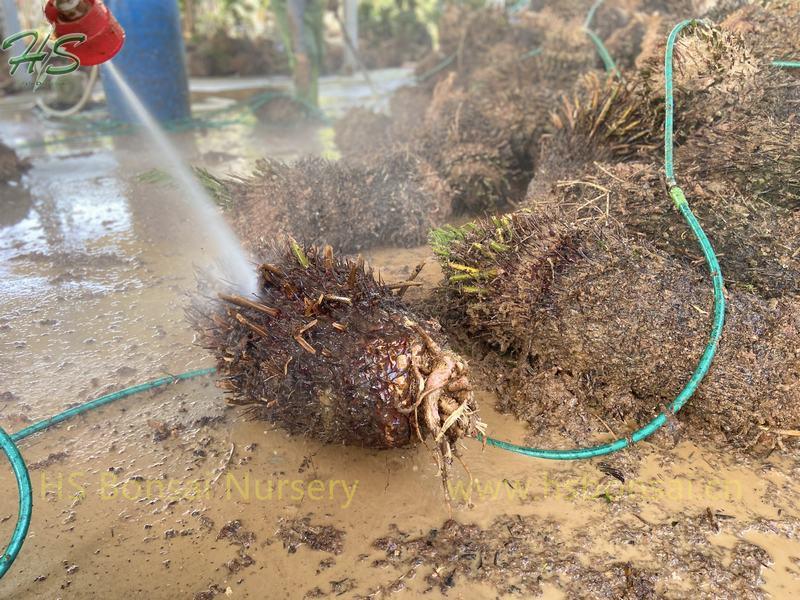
[9,368,216,443]
[479,19,726,459]
[583,0,621,77]
[0,428,30,579]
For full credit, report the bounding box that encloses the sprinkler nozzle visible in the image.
[54,0,90,21]
[44,0,125,67]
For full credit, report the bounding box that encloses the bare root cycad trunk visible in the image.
[200,153,453,256]
[190,242,484,501]
[432,210,799,449]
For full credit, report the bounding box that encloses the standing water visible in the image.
[104,62,257,294]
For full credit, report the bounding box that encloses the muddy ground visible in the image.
[1,30,800,600]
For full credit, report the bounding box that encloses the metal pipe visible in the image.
[343,0,358,71]
[55,0,91,21]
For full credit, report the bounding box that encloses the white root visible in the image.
[400,317,482,507]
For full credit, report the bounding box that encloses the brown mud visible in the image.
[369,510,793,599]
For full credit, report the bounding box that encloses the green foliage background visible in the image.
[179,0,447,40]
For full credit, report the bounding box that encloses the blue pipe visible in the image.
[100,0,191,123]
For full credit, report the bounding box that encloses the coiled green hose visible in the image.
[0,429,30,579]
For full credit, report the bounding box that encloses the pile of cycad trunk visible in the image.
[205,3,639,252]
[434,3,800,450]
[195,1,800,462]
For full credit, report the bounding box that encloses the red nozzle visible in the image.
[44,0,125,67]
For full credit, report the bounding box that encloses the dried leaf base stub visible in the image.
[190,241,484,502]
[432,210,800,452]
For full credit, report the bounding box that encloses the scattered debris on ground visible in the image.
[277,516,346,555]
[364,511,794,599]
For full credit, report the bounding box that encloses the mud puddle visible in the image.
[4,377,800,598]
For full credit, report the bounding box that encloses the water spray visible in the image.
[43,0,256,293]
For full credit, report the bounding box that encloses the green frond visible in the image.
[194,167,233,210]
[429,222,475,259]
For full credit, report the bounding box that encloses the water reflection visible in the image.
[0,149,133,300]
